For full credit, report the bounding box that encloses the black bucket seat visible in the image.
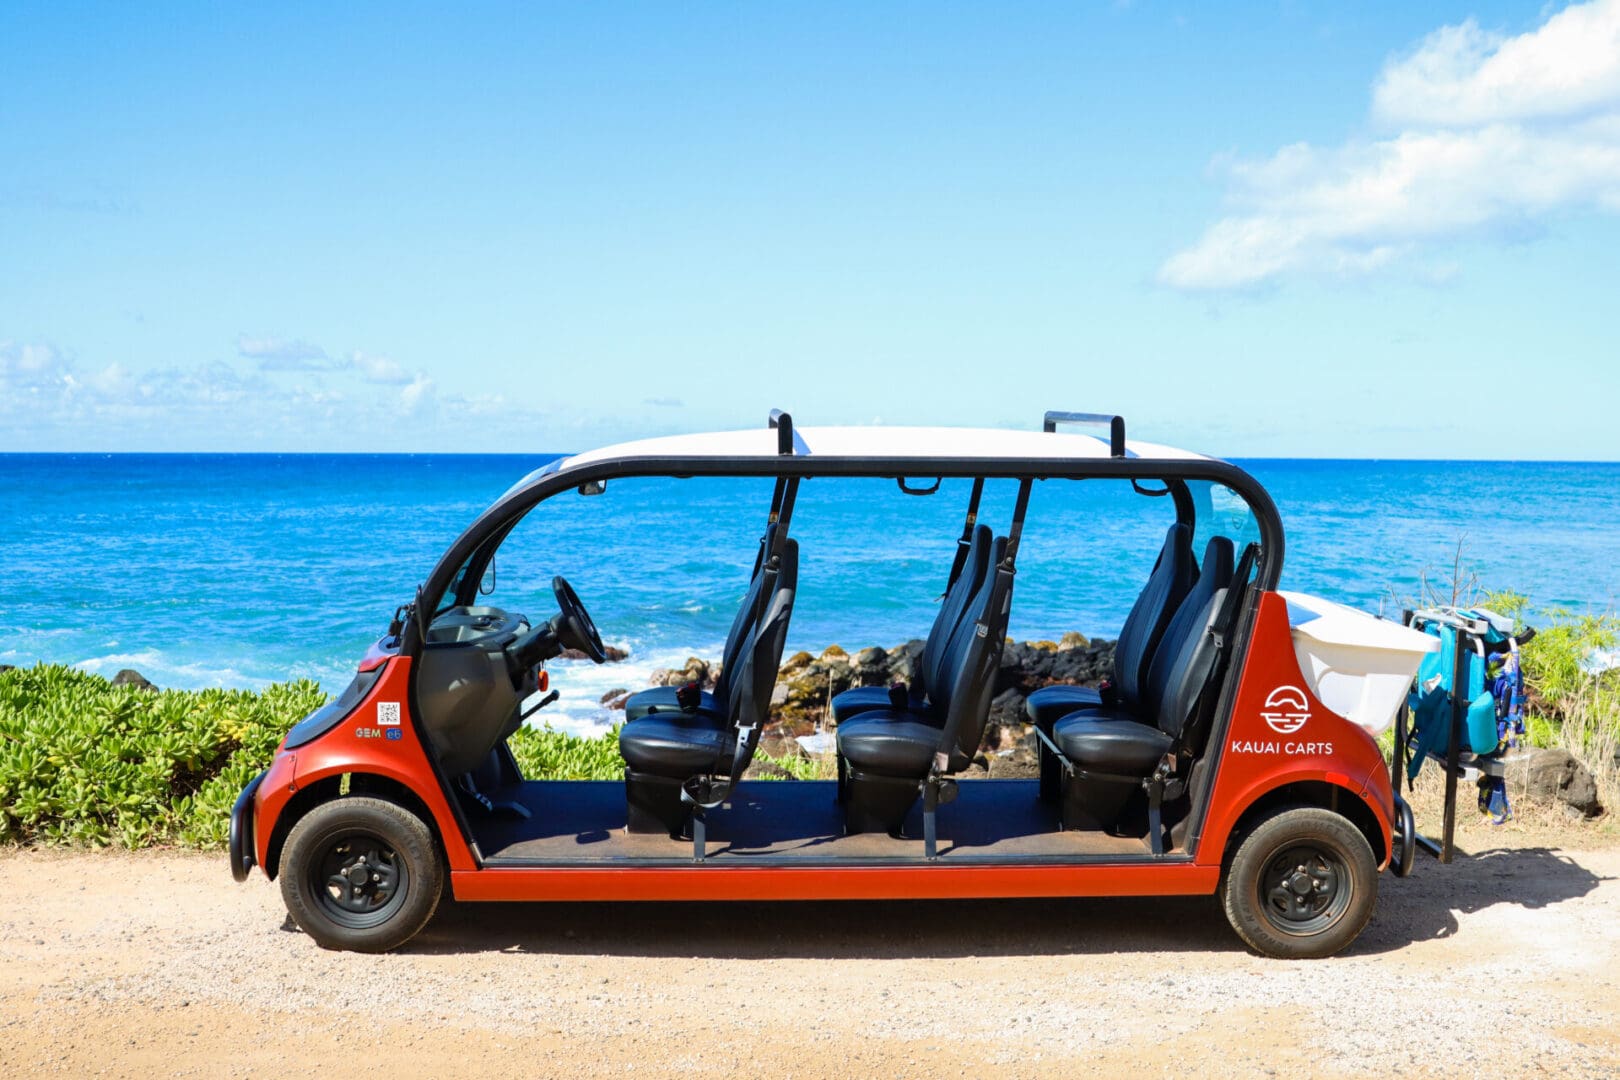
[618,540,799,845]
[623,522,787,723]
[835,532,1015,854]
[828,524,993,723]
[1044,537,1242,850]
[1026,522,1196,799]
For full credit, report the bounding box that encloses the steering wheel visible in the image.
[551,575,607,663]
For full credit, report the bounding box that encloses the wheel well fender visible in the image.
[1221,780,1388,871]
[264,772,445,880]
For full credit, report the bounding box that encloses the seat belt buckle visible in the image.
[1098,679,1118,707]
[887,681,911,710]
[675,681,703,713]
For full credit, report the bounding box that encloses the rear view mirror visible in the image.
[578,480,607,496]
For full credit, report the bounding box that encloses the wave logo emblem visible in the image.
[1260,685,1311,735]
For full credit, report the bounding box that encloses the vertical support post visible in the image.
[691,809,706,862]
[1390,702,1407,795]
[1442,629,1470,865]
[922,779,939,860]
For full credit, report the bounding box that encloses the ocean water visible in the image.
[3,453,1617,736]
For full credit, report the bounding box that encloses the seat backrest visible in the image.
[933,536,1013,770]
[1139,536,1234,720]
[723,539,799,777]
[1114,523,1197,708]
[1151,535,1261,758]
[717,522,784,698]
[920,524,992,697]
[1151,588,1225,752]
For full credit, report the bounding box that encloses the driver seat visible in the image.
[618,540,799,839]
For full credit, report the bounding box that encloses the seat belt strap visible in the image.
[1003,478,1033,566]
[756,478,800,575]
[946,478,985,590]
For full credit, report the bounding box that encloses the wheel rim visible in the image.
[1258,842,1352,937]
[309,832,409,930]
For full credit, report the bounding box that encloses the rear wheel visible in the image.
[1221,805,1376,959]
[279,797,443,953]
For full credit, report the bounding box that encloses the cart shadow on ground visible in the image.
[402,845,1607,960]
[1350,844,1610,955]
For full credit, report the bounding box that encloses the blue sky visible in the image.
[3,2,1618,458]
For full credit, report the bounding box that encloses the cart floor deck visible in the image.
[471,779,1149,864]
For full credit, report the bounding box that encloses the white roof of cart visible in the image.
[558,425,1209,470]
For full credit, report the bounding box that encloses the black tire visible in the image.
[1221,805,1377,959]
[279,797,443,953]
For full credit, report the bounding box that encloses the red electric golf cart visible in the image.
[231,410,1438,958]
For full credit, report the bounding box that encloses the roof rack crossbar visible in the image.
[768,409,795,455]
[1043,411,1126,458]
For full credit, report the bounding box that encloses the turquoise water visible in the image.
[3,454,1616,735]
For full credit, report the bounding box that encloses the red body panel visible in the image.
[451,863,1221,902]
[254,591,1394,898]
[1194,592,1395,868]
[252,657,481,873]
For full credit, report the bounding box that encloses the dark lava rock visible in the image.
[560,644,630,663]
[112,668,157,692]
[599,688,631,711]
[988,742,1039,779]
[744,757,798,781]
[1507,748,1603,817]
[649,657,714,689]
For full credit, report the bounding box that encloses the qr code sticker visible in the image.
[377,701,401,727]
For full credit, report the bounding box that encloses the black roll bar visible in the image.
[406,453,1285,657]
[1043,410,1126,458]
[769,408,794,456]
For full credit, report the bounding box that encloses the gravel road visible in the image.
[3,839,1618,1079]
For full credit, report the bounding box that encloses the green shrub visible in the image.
[0,665,325,848]
[507,723,624,780]
[0,664,635,848]
[1482,590,1619,809]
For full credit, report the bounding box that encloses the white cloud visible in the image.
[1162,0,1620,290]
[349,350,411,385]
[236,334,333,371]
[0,338,547,450]
[1374,3,1620,127]
[399,373,436,417]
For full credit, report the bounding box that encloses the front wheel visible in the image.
[279,797,443,952]
[1221,805,1377,959]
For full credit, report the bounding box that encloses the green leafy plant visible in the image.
[0,665,326,849]
[1482,590,1619,811]
[507,723,624,780]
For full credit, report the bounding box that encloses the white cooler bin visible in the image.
[1278,591,1442,735]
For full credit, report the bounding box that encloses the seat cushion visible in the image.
[623,685,721,723]
[836,713,943,779]
[1054,715,1172,776]
[618,714,735,778]
[1025,684,1104,732]
[830,684,927,723]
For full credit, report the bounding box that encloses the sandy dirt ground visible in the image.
[3,817,1619,1080]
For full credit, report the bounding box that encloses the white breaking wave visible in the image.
[73,649,276,691]
[528,641,724,738]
